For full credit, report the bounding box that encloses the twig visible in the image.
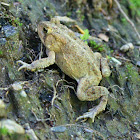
[111,57,122,65]
[108,85,124,96]
[39,43,43,60]
[51,85,58,106]
[1,2,10,6]
[115,56,131,62]
[114,0,140,40]
[31,109,50,122]
[56,79,76,87]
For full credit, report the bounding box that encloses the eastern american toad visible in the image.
[17,18,111,122]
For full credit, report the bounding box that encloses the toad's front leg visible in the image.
[17,51,55,71]
[76,77,109,122]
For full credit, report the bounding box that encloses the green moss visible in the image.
[90,40,104,52]
[117,63,139,88]
[76,10,81,14]
[80,29,104,51]
[76,9,85,21]
[121,18,127,24]
[66,12,72,17]
[129,0,140,9]
[0,51,3,55]
[125,63,140,83]
[129,0,140,16]
[0,127,9,135]
[81,15,85,21]
[107,55,111,59]
[80,29,90,44]
[80,29,90,40]
[13,18,23,26]
[110,50,114,53]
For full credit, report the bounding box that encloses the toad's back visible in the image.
[54,27,102,81]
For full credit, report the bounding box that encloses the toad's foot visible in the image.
[76,77,109,123]
[17,51,55,72]
[76,107,97,122]
[17,60,35,71]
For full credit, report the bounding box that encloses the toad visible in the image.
[17,18,111,122]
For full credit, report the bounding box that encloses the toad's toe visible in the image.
[76,110,96,122]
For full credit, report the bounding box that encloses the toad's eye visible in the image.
[43,27,48,34]
[43,27,53,34]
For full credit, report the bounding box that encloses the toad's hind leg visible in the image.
[76,77,109,122]
[94,52,111,77]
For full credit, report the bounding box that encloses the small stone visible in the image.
[0,119,25,134]
[51,126,66,133]
[84,128,94,133]
[20,90,27,97]
[120,43,134,52]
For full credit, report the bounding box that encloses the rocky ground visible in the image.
[0,0,140,140]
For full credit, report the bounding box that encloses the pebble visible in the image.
[20,90,27,97]
[120,43,134,52]
[51,126,66,133]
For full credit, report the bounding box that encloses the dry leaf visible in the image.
[98,33,109,42]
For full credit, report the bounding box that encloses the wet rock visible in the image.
[1,25,17,37]
[0,23,24,83]
[0,119,25,134]
[0,99,7,118]
[0,24,23,61]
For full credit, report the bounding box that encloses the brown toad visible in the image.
[17,19,111,122]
